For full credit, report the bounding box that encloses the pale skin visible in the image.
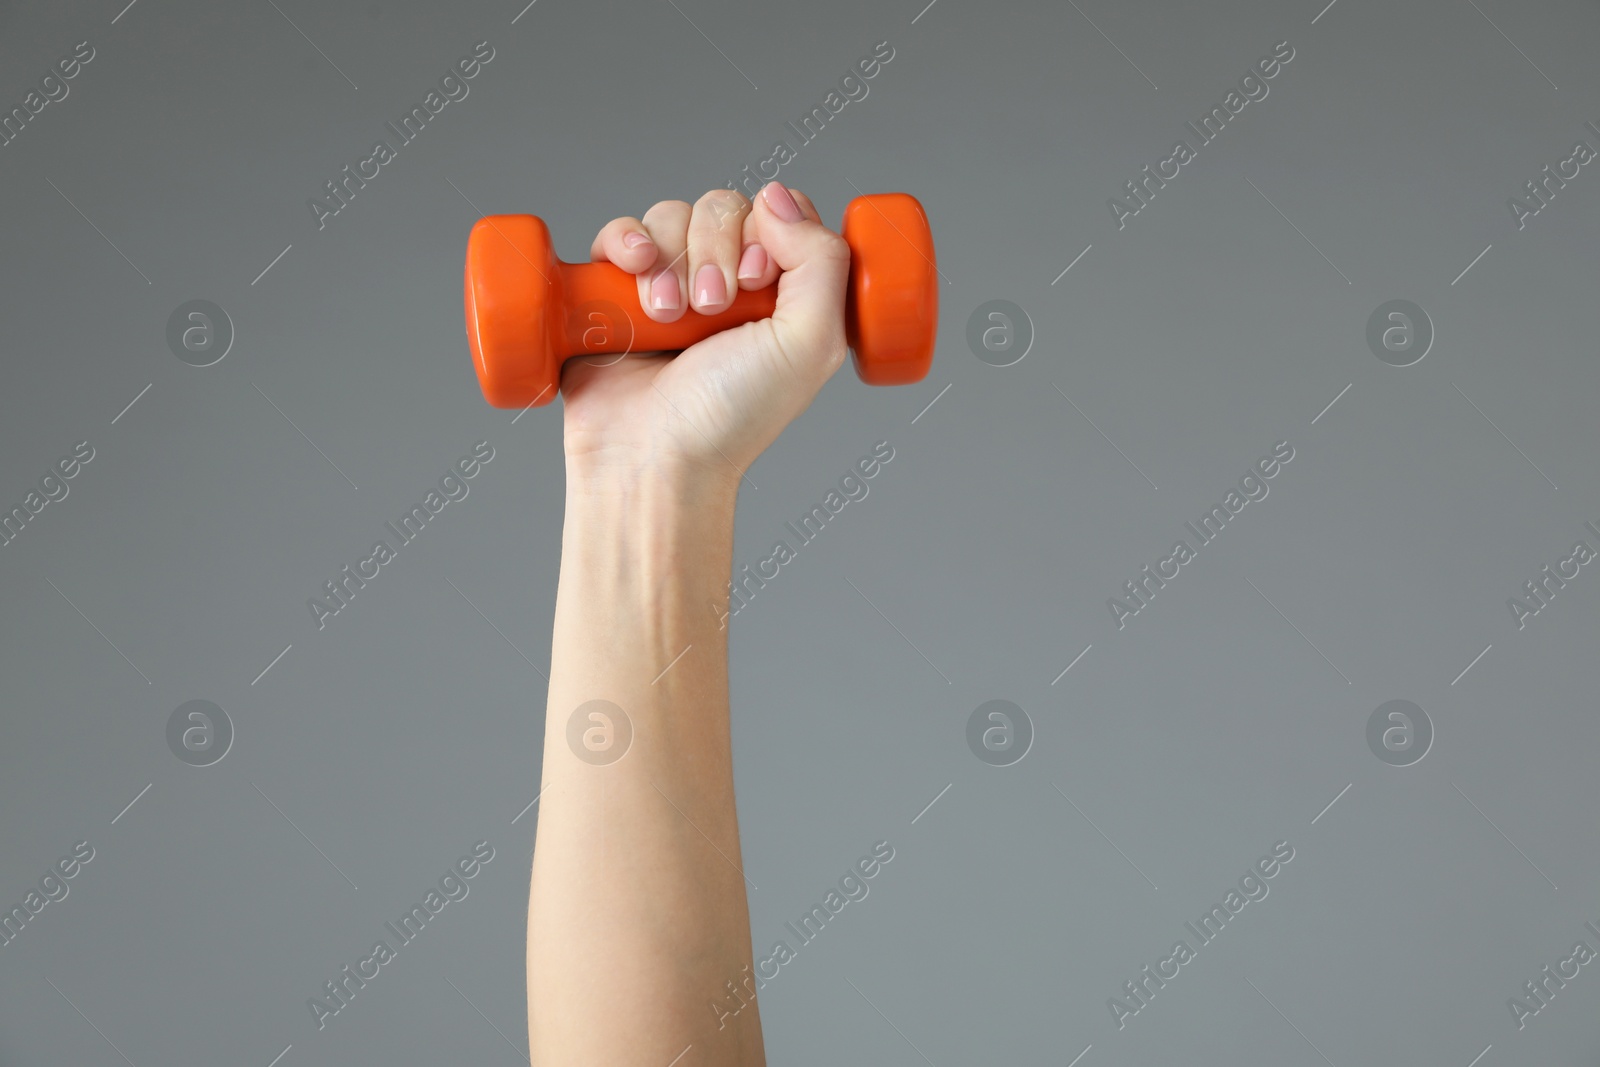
[527,180,850,1066]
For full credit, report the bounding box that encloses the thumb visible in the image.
[751,181,851,385]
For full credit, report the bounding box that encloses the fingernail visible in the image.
[622,230,652,250]
[693,263,727,308]
[649,269,680,310]
[737,243,768,280]
[762,181,803,223]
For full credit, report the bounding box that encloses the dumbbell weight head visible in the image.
[463,193,938,409]
[840,193,940,386]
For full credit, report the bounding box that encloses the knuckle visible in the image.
[817,230,851,262]
[826,335,850,370]
[643,200,692,225]
[605,217,641,243]
[696,189,750,232]
[697,188,748,215]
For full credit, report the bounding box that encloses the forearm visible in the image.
[527,464,764,1066]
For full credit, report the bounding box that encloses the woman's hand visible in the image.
[558,181,852,489]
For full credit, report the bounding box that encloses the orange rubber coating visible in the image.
[463,193,938,409]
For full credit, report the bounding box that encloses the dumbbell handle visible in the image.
[556,258,780,359]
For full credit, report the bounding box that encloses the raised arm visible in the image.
[527,181,851,1066]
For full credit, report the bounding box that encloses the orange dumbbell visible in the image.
[463,193,939,408]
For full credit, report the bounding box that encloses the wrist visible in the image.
[565,457,740,522]
[562,461,739,580]
[557,461,738,660]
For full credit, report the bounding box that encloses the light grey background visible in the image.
[2,0,1597,1063]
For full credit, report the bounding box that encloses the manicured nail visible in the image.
[737,243,768,280]
[649,269,680,310]
[693,263,727,308]
[762,181,803,223]
[622,230,652,250]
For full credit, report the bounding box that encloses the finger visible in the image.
[735,203,780,290]
[734,235,778,290]
[732,186,818,291]
[636,199,692,323]
[749,180,851,385]
[787,188,823,224]
[688,189,750,315]
[590,216,657,273]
